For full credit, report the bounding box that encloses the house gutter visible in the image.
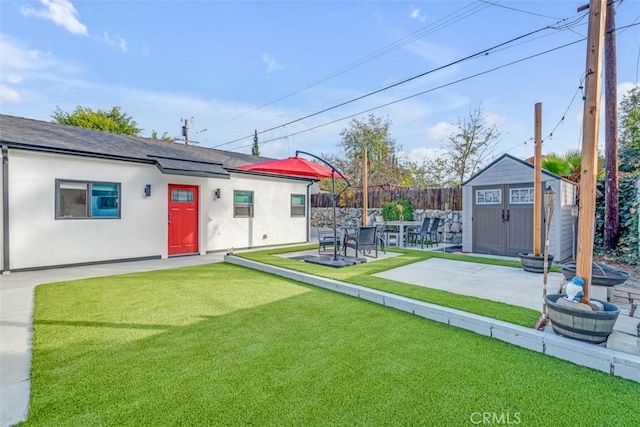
[2,145,9,272]
[306,181,314,242]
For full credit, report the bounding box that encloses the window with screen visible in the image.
[56,180,120,219]
[291,194,306,217]
[234,190,254,217]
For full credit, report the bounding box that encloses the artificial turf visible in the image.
[26,263,640,426]
[237,245,544,327]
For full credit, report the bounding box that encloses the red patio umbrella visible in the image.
[237,157,341,178]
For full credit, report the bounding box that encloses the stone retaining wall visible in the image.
[311,207,463,244]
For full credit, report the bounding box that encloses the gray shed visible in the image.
[462,154,577,261]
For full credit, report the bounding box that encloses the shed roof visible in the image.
[0,114,277,179]
[462,153,573,186]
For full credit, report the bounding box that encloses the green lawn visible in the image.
[237,245,547,327]
[27,263,639,426]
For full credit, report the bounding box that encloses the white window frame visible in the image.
[509,187,535,204]
[475,189,501,205]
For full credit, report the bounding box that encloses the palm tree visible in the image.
[542,149,603,184]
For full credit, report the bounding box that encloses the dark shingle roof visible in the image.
[0,114,274,178]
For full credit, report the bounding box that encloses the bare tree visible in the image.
[441,107,501,185]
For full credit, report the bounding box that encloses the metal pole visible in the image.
[332,174,338,261]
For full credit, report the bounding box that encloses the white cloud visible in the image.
[410,7,426,23]
[21,0,87,36]
[262,53,283,74]
[402,39,458,66]
[0,36,49,70]
[618,81,639,104]
[425,121,457,142]
[484,112,505,128]
[99,31,128,53]
[1,74,24,84]
[403,146,443,163]
[0,35,85,105]
[0,84,21,103]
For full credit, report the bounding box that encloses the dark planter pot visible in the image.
[560,261,630,287]
[544,294,620,343]
[519,253,554,273]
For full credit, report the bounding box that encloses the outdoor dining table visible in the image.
[385,220,421,248]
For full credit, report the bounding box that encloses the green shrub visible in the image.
[381,198,414,221]
[595,175,639,265]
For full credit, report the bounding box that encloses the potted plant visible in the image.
[381,198,414,221]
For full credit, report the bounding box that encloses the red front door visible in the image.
[168,184,199,256]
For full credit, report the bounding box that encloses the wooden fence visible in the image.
[311,188,462,210]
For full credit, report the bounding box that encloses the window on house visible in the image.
[291,194,306,217]
[475,189,501,205]
[171,189,194,203]
[509,188,534,204]
[234,190,254,217]
[56,180,121,219]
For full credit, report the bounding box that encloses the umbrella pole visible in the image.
[332,174,338,261]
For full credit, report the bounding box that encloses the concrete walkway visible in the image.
[0,253,225,427]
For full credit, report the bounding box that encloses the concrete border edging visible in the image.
[225,255,640,383]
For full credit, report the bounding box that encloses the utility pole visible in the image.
[576,0,607,303]
[182,118,189,145]
[604,0,618,250]
[533,103,543,257]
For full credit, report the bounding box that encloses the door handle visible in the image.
[501,209,505,222]
[506,209,510,222]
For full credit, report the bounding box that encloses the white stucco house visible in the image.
[0,114,315,272]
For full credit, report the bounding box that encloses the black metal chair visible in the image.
[344,226,378,258]
[407,217,440,249]
[317,227,340,254]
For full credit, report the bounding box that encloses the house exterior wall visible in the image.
[202,174,309,252]
[6,149,309,270]
[0,149,4,271]
[9,150,167,270]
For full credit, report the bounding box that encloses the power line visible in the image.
[228,38,586,152]
[213,1,493,127]
[224,20,640,152]
[215,21,575,149]
[478,0,562,20]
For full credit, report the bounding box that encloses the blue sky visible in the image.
[1,0,639,165]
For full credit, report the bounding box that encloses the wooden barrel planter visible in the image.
[544,294,620,343]
[519,253,554,273]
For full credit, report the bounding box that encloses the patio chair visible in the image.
[374,216,399,248]
[373,222,388,254]
[317,227,340,254]
[407,217,440,249]
[344,226,378,258]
